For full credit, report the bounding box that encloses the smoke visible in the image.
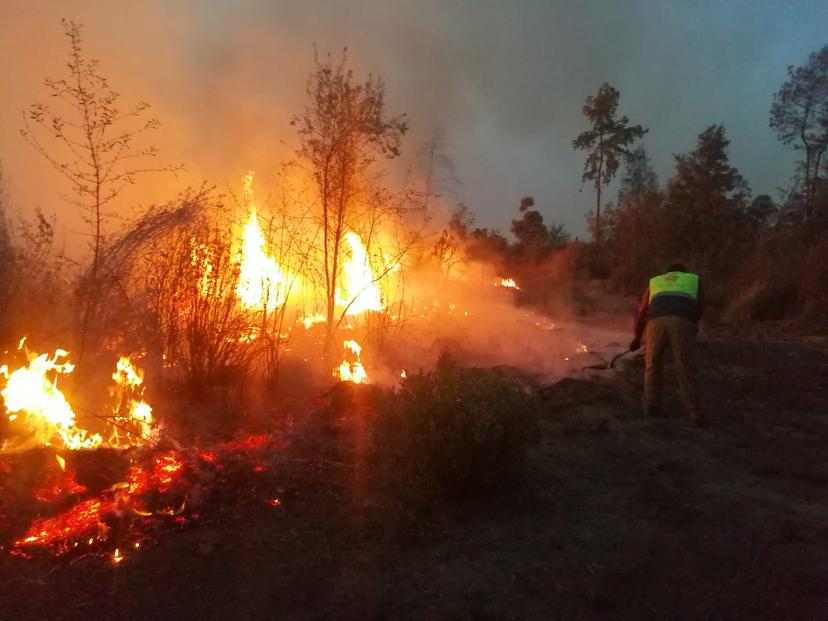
[360,248,627,384]
[2,0,826,260]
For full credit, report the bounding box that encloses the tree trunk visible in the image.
[805,145,814,221]
[79,178,102,358]
[595,180,602,246]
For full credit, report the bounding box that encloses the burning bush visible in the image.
[374,353,539,510]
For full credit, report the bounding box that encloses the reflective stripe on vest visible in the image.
[648,272,699,302]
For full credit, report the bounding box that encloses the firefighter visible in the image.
[629,263,704,425]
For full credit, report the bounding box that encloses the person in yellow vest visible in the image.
[630,263,705,425]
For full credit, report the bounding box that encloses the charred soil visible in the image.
[2,327,828,620]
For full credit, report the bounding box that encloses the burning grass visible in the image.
[0,343,549,565]
[0,343,156,452]
[0,335,296,564]
[0,132,616,572]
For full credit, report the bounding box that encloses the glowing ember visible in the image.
[156,454,184,488]
[535,320,557,331]
[498,278,520,289]
[198,450,218,463]
[134,452,185,494]
[577,342,589,353]
[5,432,285,560]
[218,433,272,452]
[400,370,407,378]
[33,468,87,503]
[336,339,368,384]
[1,347,102,450]
[16,497,114,549]
[337,232,383,315]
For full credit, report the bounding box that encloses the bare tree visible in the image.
[291,49,408,350]
[21,19,180,353]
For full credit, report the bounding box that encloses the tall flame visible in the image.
[337,232,383,315]
[236,208,287,312]
[235,172,294,312]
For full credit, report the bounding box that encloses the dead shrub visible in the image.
[797,240,828,319]
[722,229,828,323]
[91,190,255,391]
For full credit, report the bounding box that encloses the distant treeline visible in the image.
[444,44,828,322]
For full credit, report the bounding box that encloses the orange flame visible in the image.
[235,172,297,312]
[0,348,102,450]
[301,312,326,329]
[337,232,383,315]
[109,356,158,447]
[335,339,368,384]
[191,237,215,298]
[237,207,289,311]
[0,344,159,452]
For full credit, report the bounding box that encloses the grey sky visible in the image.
[1,0,826,246]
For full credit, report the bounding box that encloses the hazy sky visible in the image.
[1,0,826,251]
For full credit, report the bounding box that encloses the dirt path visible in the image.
[1,331,827,620]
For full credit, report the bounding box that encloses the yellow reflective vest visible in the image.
[647,271,700,322]
[649,272,699,302]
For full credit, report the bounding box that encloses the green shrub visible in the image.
[373,353,539,509]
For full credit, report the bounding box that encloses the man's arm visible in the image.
[631,287,649,349]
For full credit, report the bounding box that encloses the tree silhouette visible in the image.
[665,125,751,268]
[770,44,828,222]
[573,83,647,245]
[618,145,658,211]
[510,196,569,264]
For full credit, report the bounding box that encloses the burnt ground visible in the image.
[2,327,828,620]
